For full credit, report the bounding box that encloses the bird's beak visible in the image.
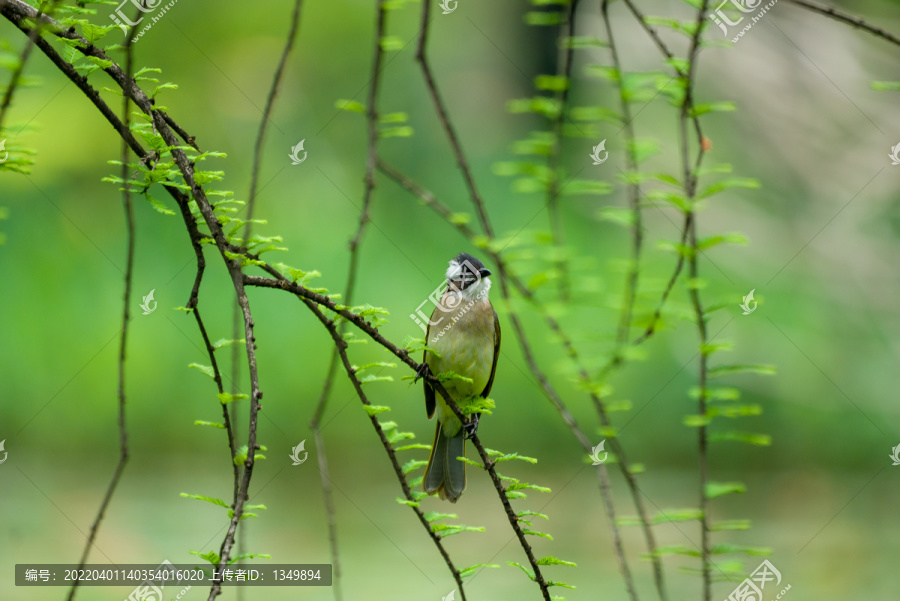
[479,268,492,278]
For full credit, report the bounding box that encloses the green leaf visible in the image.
[562,179,613,196]
[194,420,225,429]
[697,177,760,200]
[212,338,245,350]
[180,492,229,508]
[712,519,752,531]
[705,481,746,499]
[708,364,776,379]
[189,550,220,565]
[524,11,562,26]
[872,81,900,91]
[335,99,366,113]
[189,363,216,380]
[536,556,577,567]
[402,459,428,476]
[508,561,535,581]
[380,125,414,138]
[217,392,249,404]
[145,193,175,216]
[522,529,554,540]
[690,101,737,117]
[710,431,772,446]
[534,74,568,91]
[617,508,703,526]
[459,563,500,578]
[363,405,391,417]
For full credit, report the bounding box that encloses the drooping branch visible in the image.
[303,297,469,601]
[678,3,713,600]
[545,0,580,302]
[243,271,553,601]
[0,0,60,132]
[785,0,900,47]
[66,13,137,600]
[378,159,659,598]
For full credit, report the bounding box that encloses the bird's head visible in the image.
[445,252,492,301]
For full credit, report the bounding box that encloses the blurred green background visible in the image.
[2,0,900,599]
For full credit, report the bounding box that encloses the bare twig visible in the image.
[546,0,580,302]
[307,4,385,599]
[66,14,137,600]
[0,0,58,132]
[244,271,553,601]
[377,161,650,600]
[234,3,304,590]
[244,0,304,233]
[303,298,468,601]
[679,3,712,599]
[785,0,900,47]
[601,0,645,370]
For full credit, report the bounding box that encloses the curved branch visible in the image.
[785,0,900,47]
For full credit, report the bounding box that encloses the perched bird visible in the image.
[419,252,501,502]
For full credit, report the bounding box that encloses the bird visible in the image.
[418,252,501,502]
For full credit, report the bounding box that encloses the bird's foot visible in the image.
[414,362,431,383]
[463,413,481,440]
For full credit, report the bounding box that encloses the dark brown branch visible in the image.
[66,15,136,599]
[245,0,304,234]
[378,160,660,592]
[786,0,900,47]
[243,271,552,601]
[303,298,467,601]
[415,0,492,237]
[679,3,712,599]
[411,16,659,590]
[307,4,384,599]
[233,4,304,591]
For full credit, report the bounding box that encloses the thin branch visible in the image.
[0,0,58,132]
[244,0,304,234]
[303,298,468,601]
[307,4,385,599]
[411,18,658,592]
[66,14,137,600]
[234,3,304,591]
[378,160,660,595]
[785,0,900,47]
[244,271,553,601]
[601,0,645,367]
[546,0,580,302]
[679,3,712,599]
[414,0,491,237]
